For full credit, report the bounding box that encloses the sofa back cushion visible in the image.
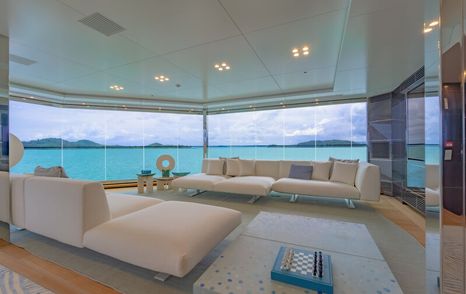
[278,161,312,179]
[10,174,34,228]
[34,166,69,178]
[330,161,359,185]
[289,164,313,180]
[238,159,256,176]
[255,160,280,179]
[24,177,111,248]
[205,159,225,175]
[310,161,333,181]
[225,159,240,176]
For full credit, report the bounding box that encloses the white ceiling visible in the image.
[1,0,425,108]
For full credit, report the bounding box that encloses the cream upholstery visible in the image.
[213,176,275,196]
[24,177,111,247]
[354,162,381,201]
[206,159,225,175]
[226,159,240,176]
[272,178,360,199]
[255,160,280,179]
[172,173,229,190]
[84,201,241,277]
[10,174,33,228]
[278,160,312,179]
[330,161,359,185]
[238,159,255,176]
[7,175,241,277]
[310,161,333,181]
[177,159,381,203]
[106,193,163,219]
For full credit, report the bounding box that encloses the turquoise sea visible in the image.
[11,145,440,185]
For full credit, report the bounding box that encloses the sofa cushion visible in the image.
[289,164,313,180]
[213,176,274,196]
[34,166,68,178]
[10,174,34,228]
[83,201,241,277]
[24,177,111,248]
[278,161,312,179]
[238,159,255,176]
[310,161,332,181]
[329,157,360,174]
[172,173,229,191]
[226,158,240,176]
[106,193,163,219]
[272,178,360,199]
[206,159,225,175]
[255,160,280,179]
[330,161,359,186]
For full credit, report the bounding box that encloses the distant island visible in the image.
[22,138,190,149]
[296,140,366,147]
[22,138,366,149]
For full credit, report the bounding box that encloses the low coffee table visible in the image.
[136,173,155,194]
[155,176,174,191]
[193,212,402,294]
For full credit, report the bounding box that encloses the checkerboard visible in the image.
[271,246,334,294]
[289,251,315,275]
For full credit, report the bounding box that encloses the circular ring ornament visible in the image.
[156,154,175,171]
[9,134,24,168]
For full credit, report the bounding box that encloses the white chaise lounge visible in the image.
[172,159,381,206]
[8,174,241,278]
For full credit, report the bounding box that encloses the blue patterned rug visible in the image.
[0,265,53,294]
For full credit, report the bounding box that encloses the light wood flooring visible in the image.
[0,192,425,294]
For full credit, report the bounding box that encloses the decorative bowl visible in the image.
[172,172,190,177]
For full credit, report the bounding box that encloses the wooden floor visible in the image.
[0,193,425,294]
[0,239,118,294]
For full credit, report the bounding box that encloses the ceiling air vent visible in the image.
[78,12,126,36]
[9,54,37,66]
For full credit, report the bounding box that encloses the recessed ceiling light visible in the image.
[155,75,170,82]
[110,84,124,91]
[292,45,310,58]
[429,20,439,27]
[214,62,231,71]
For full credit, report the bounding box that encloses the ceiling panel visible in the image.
[57,71,143,97]
[109,56,202,96]
[273,67,335,91]
[220,0,347,33]
[245,9,348,76]
[208,76,280,100]
[9,41,95,84]
[9,0,155,71]
[5,0,425,107]
[334,68,367,93]
[164,35,271,85]
[58,0,241,55]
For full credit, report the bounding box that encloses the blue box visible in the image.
[271,246,333,294]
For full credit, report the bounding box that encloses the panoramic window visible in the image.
[207,102,367,161]
[10,101,203,181]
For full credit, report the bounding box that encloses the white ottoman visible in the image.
[84,201,241,277]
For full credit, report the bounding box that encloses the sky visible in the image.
[9,100,440,146]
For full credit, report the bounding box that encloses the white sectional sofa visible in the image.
[172,159,381,206]
[7,174,241,278]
